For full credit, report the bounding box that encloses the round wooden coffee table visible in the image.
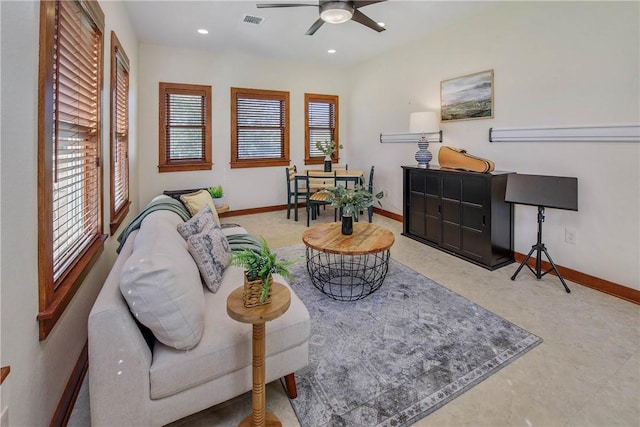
[302,222,395,301]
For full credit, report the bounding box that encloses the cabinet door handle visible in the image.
[483,215,486,226]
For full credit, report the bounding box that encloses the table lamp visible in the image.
[409,111,440,168]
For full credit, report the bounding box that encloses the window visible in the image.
[231,87,290,168]
[109,32,130,235]
[158,82,212,172]
[37,0,106,340]
[305,93,339,165]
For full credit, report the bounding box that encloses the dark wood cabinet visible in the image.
[403,165,515,270]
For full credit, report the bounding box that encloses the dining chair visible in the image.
[332,164,352,190]
[305,170,337,227]
[285,165,306,220]
[367,166,375,222]
[347,166,375,223]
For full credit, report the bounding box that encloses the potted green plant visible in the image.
[207,184,224,208]
[230,237,295,307]
[320,185,384,235]
[315,140,343,172]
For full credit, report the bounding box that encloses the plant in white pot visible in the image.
[208,184,224,208]
[320,184,384,235]
[315,140,343,172]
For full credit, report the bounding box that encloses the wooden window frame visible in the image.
[304,93,339,166]
[230,87,290,169]
[158,82,212,173]
[109,31,130,235]
[37,0,107,340]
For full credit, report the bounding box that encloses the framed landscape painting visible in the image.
[441,69,494,122]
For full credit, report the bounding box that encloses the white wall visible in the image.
[0,1,138,425]
[137,44,351,209]
[347,1,640,289]
[0,2,637,423]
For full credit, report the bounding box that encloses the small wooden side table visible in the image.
[227,282,291,427]
[216,204,230,214]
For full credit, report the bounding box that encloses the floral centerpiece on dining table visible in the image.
[315,140,343,172]
[315,140,343,157]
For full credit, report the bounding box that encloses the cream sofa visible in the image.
[88,198,310,426]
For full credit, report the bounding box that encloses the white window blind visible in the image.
[165,93,206,160]
[308,100,336,157]
[236,96,287,159]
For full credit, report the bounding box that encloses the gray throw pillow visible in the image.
[177,204,214,239]
[187,221,231,292]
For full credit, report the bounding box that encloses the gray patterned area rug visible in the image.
[277,244,542,427]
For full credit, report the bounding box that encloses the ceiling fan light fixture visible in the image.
[320,2,354,24]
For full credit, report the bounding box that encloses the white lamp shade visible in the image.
[409,112,439,133]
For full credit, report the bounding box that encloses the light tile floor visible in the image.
[72,210,640,427]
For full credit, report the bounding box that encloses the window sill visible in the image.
[37,233,107,340]
[305,157,339,165]
[158,162,212,173]
[231,159,290,169]
[110,201,131,235]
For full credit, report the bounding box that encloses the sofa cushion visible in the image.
[149,267,311,399]
[180,189,221,226]
[120,210,205,350]
[187,221,231,293]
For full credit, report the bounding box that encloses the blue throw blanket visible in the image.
[116,197,191,253]
[226,233,262,253]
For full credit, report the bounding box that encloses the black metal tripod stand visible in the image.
[511,206,571,293]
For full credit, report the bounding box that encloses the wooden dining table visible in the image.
[292,169,364,222]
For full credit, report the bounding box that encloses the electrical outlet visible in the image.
[565,227,577,245]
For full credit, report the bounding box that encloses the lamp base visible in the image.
[415,141,432,168]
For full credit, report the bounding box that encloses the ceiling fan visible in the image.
[256,1,387,35]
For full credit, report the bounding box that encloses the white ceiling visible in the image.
[124,0,496,65]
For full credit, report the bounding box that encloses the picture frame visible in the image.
[441,69,494,122]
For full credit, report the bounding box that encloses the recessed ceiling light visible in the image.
[328,49,336,54]
[197,29,209,35]
[377,22,385,27]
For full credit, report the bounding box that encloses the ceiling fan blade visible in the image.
[305,17,325,35]
[351,9,385,32]
[353,1,386,8]
[257,3,318,8]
